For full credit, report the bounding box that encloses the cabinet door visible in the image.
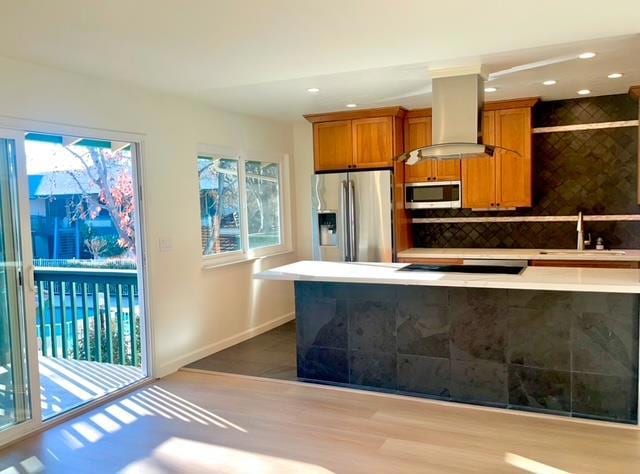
[352,117,393,169]
[462,111,496,208]
[434,158,461,181]
[313,120,353,172]
[404,117,433,182]
[495,107,532,208]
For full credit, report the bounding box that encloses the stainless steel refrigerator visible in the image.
[311,170,393,262]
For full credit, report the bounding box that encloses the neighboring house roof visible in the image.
[198,158,238,192]
[199,175,220,192]
[29,173,100,198]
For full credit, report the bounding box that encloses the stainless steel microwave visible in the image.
[405,181,462,209]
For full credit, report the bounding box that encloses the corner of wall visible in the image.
[155,310,295,378]
[292,121,314,260]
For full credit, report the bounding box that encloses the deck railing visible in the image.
[34,267,141,367]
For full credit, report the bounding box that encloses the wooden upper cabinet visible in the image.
[404,113,460,182]
[313,120,353,171]
[352,117,393,169]
[305,107,406,173]
[434,158,462,181]
[462,99,537,209]
[404,116,433,182]
[495,107,532,208]
[462,111,496,208]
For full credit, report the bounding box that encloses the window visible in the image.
[198,155,241,256]
[245,160,281,250]
[198,146,290,266]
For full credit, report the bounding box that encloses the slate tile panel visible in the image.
[297,345,349,384]
[348,299,397,353]
[294,282,639,423]
[396,287,449,358]
[572,372,638,422]
[450,359,508,406]
[507,306,571,371]
[449,288,508,363]
[349,351,397,390]
[296,296,347,349]
[572,311,638,377]
[508,365,571,413]
[397,355,451,398]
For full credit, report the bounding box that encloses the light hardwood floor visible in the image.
[1,370,639,473]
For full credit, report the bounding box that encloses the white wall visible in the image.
[0,56,296,377]
[292,121,314,260]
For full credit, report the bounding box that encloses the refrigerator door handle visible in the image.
[341,180,350,261]
[348,179,357,262]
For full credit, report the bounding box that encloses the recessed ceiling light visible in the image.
[306,87,320,93]
[607,73,623,79]
[578,52,596,59]
[346,103,357,108]
[542,80,557,86]
[484,87,497,93]
[577,89,591,95]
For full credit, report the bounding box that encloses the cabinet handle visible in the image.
[490,203,495,207]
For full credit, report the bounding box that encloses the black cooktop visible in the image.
[398,264,525,275]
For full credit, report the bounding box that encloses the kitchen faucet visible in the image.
[576,212,592,250]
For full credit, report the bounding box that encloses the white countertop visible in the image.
[397,248,640,261]
[255,260,640,293]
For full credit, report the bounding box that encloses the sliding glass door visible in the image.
[23,132,148,420]
[0,136,32,434]
[0,125,149,447]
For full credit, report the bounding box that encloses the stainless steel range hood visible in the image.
[402,72,496,164]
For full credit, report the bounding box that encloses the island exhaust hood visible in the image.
[401,72,496,164]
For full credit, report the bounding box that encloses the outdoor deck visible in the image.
[40,356,144,420]
[33,264,145,419]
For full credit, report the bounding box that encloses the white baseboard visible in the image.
[156,312,295,377]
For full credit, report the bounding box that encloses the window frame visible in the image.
[198,145,292,269]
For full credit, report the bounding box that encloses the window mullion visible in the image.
[277,161,286,247]
[238,155,250,256]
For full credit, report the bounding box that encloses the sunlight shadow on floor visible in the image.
[39,356,144,420]
[120,437,334,474]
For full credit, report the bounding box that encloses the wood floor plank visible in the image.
[1,370,639,473]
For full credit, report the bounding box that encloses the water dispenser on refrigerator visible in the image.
[317,211,337,246]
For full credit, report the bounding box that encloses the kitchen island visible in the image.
[256,261,640,423]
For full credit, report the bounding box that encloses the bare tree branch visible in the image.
[63,146,136,255]
[65,146,99,183]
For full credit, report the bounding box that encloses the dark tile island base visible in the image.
[295,282,639,423]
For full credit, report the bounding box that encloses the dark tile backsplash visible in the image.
[535,94,638,127]
[413,94,639,248]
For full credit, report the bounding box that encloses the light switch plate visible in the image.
[159,238,173,252]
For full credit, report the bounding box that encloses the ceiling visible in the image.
[1,1,640,121]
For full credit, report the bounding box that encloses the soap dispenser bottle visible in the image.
[595,237,605,250]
